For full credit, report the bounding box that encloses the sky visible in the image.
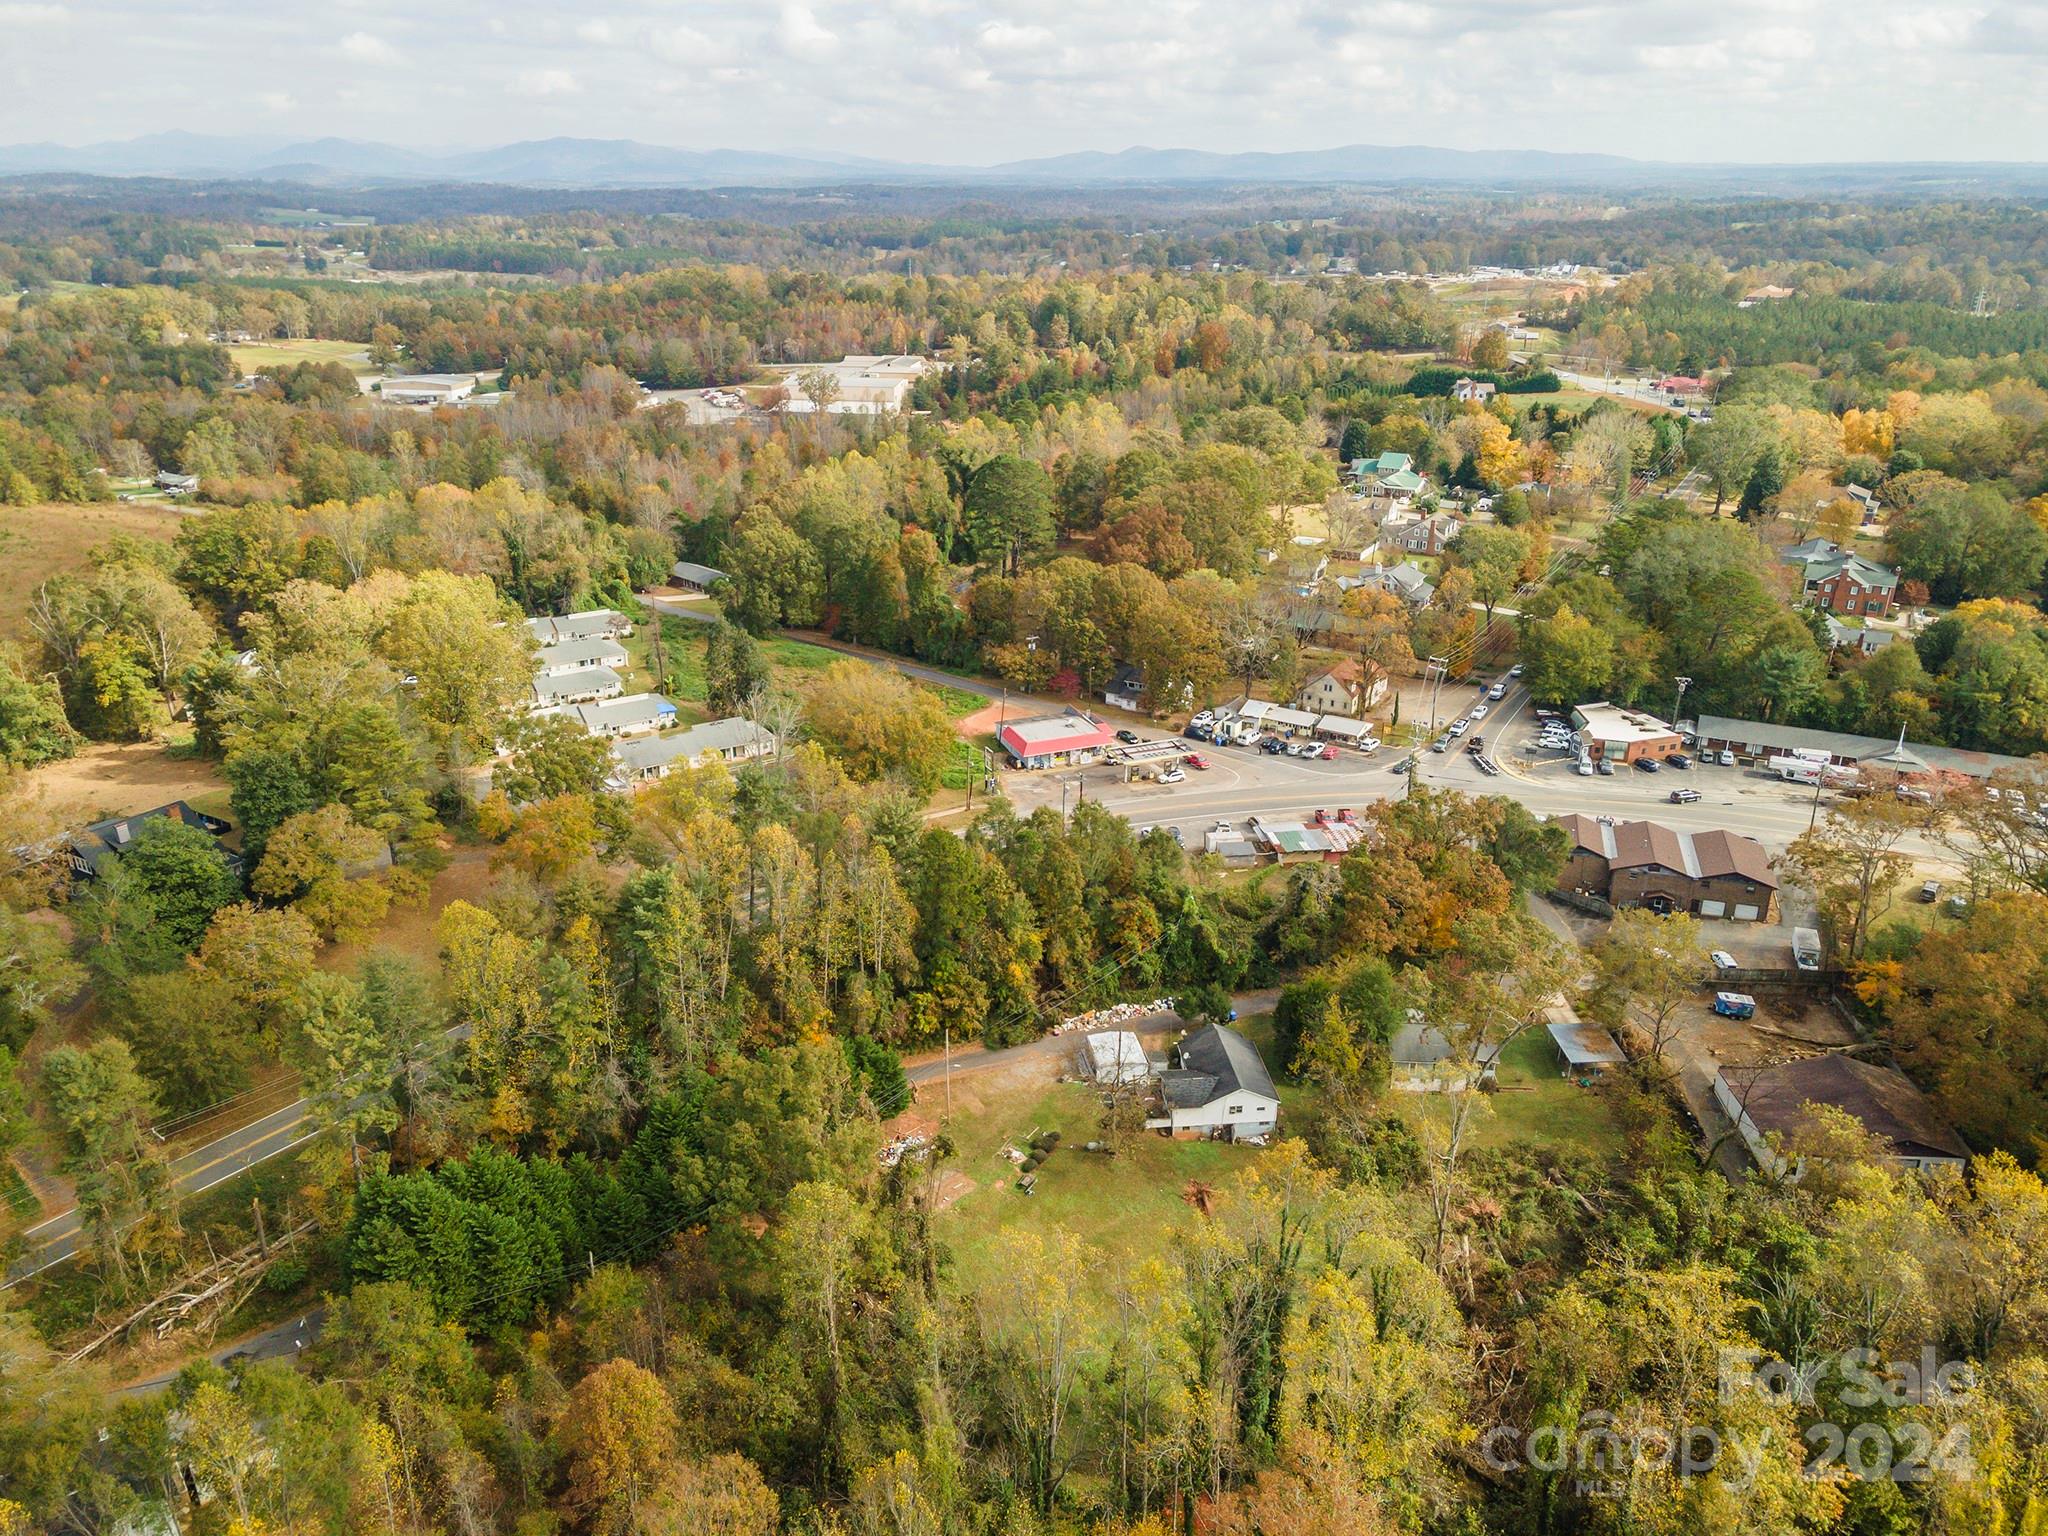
[2,0,2046,164]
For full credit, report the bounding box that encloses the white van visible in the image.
[1232,718,1262,746]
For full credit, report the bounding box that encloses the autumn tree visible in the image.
[1784,792,1927,963]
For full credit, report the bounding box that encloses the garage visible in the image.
[1698,899,1727,918]
[1733,903,1762,921]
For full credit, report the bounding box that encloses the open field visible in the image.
[226,338,374,376]
[20,740,229,831]
[0,501,187,639]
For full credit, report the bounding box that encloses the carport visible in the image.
[1106,739,1190,781]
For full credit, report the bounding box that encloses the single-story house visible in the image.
[1084,1030,1150,1085]
[530,666,624,710]
[153,470,200,496]
[1248,815,1363,863]
[1714,1055,1967,1177]
[998,710,1115,769]
[1570,703,1681,766]
[572,692,677,739]
[1799,552,1898,618]
[1453,377,1497,403]
[534,637,630,678]
[1555,813,1778,921]
[1824,618,1896,656]
[69,801,239,882]
[670,560,729,592]
[1357,561,1436,608]
[1103,664,1146,712]
[1390,1020,1502,1092]
[1295,658,1387,718]
[610,717,777,784]
[1152,1023,1279,1141]
[527,609,632,645]
[1691,716,2034,781]
[378,373,477,405]
[1777,537,1841,567]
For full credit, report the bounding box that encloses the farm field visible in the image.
[0,501,186,640]
[226,337,375,377]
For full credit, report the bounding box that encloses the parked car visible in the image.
[1319,743,1339,760]
[1919,879,1942,903]
[1668,752,1691,769]
[1669,787,1701,804]
[1469,704,1488,720]
[1597,759,1615,775]
[1185,725,1209,741]
[1189,711,1215,730]
[1634,757,1661,773]
[1260,736,1286,754]
[1711,949,1738,971]
[1287,741,1316,757]
[1713,993,1757,1020]
[1211,820,1235,834]
[1510,664,1525,677]
[1576,760,1595,776]
[1431,738,1450,752]
[1184,752,1210,770]
[1717,749,1737,766]
[1355,738,1380,756]
[1168,826,1184,845]
[1115,729,1140,744]
[1158,766,1185,784]
[1448,718,1470,738]
[1487,682,1507,700]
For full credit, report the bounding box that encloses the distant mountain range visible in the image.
[0,133,2040,191]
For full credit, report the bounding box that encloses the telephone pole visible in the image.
[1672,675,1692,730]
[1425,655,1449,735]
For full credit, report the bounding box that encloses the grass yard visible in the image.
[1391,1029,1626,1157]
[0,501,187,640]
[227,338,374,377]
[936,1077,1260,1302]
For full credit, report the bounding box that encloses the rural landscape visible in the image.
[5,7,2048,1535]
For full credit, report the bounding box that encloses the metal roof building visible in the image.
[1692,715,2034,780]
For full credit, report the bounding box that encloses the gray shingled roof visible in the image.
[1170,1023,1277,1104]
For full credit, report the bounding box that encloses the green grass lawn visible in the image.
[227,338,374,376]
[1389,1029,1625,1157]
[936,1078,1260,1302]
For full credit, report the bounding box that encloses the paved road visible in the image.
[114,1307,327,1398]
[6,1098,328,1287]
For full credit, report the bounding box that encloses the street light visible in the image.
[1673,675,1693,730]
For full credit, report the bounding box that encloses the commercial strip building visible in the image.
[773,354,936,414]
[997,711,1118,769]
[525,609,632,646]
[377,373,477,405]
[608,717,778,786]
[1690,715,2036,781]
[1556,813,1778,921]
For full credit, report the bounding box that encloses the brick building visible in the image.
[1556,814,1778,921]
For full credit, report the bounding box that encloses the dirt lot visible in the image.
[0,501,187,640]
[22,740,229,830]
[1675,989,1857,1072]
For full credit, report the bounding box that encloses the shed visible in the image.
[670,560,729,592]
[1546,1017,1626,1075]
[1084,1031,1150,1085]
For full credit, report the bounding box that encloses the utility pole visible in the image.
[1425,655,1449,735]
[944,1023,952,1120]
[1673,675,1692,730]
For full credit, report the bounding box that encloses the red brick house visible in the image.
[1801,552,1898,618]
[1557,814,1778,921]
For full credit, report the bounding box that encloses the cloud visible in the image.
[0,2,67,20]
[337,30,399,64]
[575,19,613,44]
[516,67,581,96]
[258,91,297,114]
[777,3,838,58]
[978,20,1054,51]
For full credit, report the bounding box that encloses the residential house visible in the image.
[568,692,677,739]
[1390,1020,1502,1092]
[1556,814,1779,921]
[1103,664,1146,712]
[525,610,632,646]
[1349,561,1436,608]
[534,637,630,678]
[153,470,200,496]
[997,710,1116,769]
[1776,537,1841,567]
[1295,658,1386,718]
[1800,552,1898,618]
[1714,1055,1967,1176]
[68,801,239,882]
[529,666,624,710]
[1383,511,1462,557]
[610,717,777,784]
[1739,284,1797,306]
[1152,1023,1279,1141]
[1824,618,1896,656]
[669,560,729,592]
[1569,702,1681,765]
[1452,377,1497,403]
